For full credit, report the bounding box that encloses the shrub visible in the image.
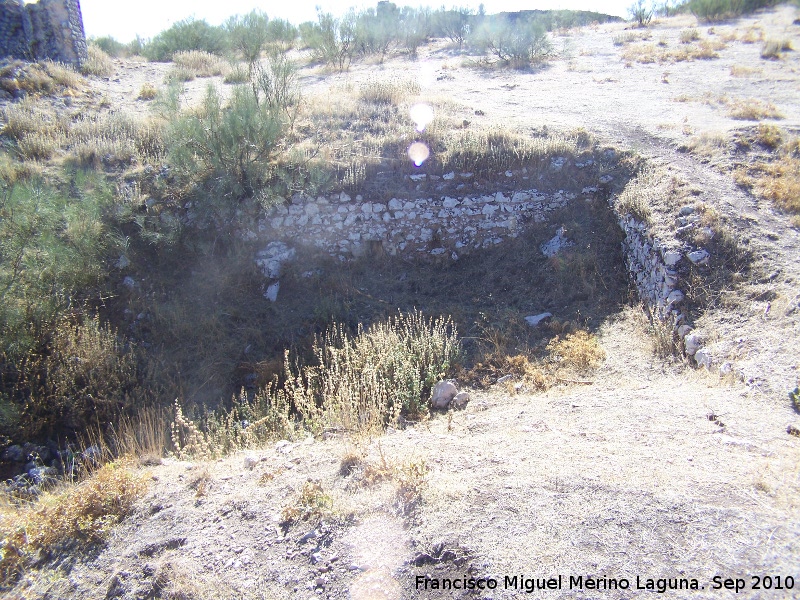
[172,50,227,77]
[628,0,654,26]
[0,174,118,392]
[471,14,552,67]
[90,35,126,57]
[680,28,701,43]
[226,10,270,68]
[690,0,781,21]
[167,81,287,201]
[81,44,115,77]
[434,7,472,48]
[761,38,792,59]
[301,10,358,70]
[171,311,461,456]
[0,459,146,587]
[223,63,249,84]
[143,18,228,62]
[545,330,605,370]
[266,19,298,49]
[138,82,158,100]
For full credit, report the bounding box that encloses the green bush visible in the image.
[266,18,298,48]
[690,0,781,21]
[143,18,229,62]
[166,80,288,202]
[90,36,125,57]
[434,7,472,48]
[300,11,357,70]
[226,10,270,68]
[628,0,654,26]
[0,176,112,360]
[471,15,552,67]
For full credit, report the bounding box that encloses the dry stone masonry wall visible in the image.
[0,0,87,65]
[252,154,708,361]
[259,181,574,262]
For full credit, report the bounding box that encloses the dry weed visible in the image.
[546,330,605,371]
[0,459,146,586]
[138,82,158,100]
[358,76,421,105]
[172,50,228,77]
[280,481,333,524]
[761,39,792,60]
[82,45,114,77]
[730,64,760,77]
[727,98,783,121]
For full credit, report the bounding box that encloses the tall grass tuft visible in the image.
[171,311,460,458]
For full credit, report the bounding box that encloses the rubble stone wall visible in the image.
[0,0,87,66]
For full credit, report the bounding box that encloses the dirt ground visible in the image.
[9,5,800,599]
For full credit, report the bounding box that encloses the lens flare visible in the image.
[408,142,430,167]
[409,103,434,132]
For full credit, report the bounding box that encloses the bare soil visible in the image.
[9,5,800,599]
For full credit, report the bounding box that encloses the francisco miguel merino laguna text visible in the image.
[415,574,703,593]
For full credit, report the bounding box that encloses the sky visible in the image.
[72,0,633,43]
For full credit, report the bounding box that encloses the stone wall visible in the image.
[0,0,86,65]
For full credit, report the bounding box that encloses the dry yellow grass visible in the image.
[137,82,158,100]
[0,460,147,586]
[621,39,724,63]
[546,330,606,371]
[82,44,115,77]
[172,50,228,78]
[730,64,761,77]
[756,157,800,214]
[727,98,783,121]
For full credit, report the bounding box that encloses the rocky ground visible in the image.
[5,5,800,599]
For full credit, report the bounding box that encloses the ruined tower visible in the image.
[0,0,88,66]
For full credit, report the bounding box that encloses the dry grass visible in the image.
[358,76,421,105]
[741,26,764,44]
[0,60,83,97]
[621,39,724,63]
[280,481,333,523]
[755,157,800,214]
[688,131,729,159]
[546,330,605,371]
[727,98,783,121]
[138,82,158,100]
[172,50,229,78]
[613,31,651,46]
[680,28,701,43]
[0,97,166,168]
[82,45,115,77]
[0,459,147,586]
[730,64,761,77]
[615,166,665,223]
[761,38,793,60]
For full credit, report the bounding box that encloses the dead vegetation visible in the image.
[0,460,147,587]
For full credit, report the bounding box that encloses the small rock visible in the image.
[695,348,712,369]
[265,282,280,302]
[497,374,514,384]
[451,391,470,409]
[116,255,130,269]
[666,289,684,305]
[431,381,458,410]
[243,455,258,470]
[687,249,710,265]
[525,312,553,327]
[684,333,703,356]
[122,276,136,289]
[679,205,695,216]
[443,172,455,180]
[663,250,682,266]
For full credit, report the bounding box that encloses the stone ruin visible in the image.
[0,0,87,66]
